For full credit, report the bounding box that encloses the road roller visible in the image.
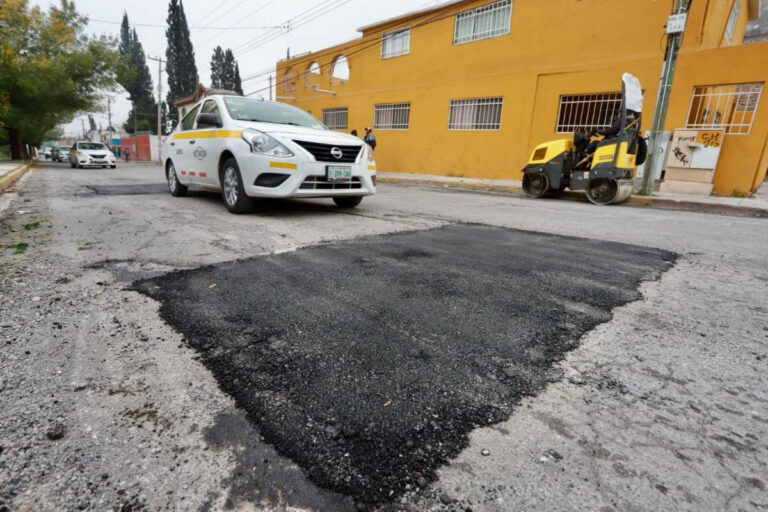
[522,73,647,205]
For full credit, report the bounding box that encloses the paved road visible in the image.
[0,161,766,511]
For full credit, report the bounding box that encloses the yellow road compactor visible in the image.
[522,74,647,205]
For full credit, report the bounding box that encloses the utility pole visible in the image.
[80,118,86,139]
[148,56,166,165]
[106,95,114,147]
[268,75,273,101]
[639,0,691,196]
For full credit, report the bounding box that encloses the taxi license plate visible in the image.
[326,165,352,182]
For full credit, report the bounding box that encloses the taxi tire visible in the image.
[167,161,187,197]
[333,196,363,208]
[221,157,253,214]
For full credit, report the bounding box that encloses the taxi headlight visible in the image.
[366,144,375,162]
[241,129,293,157]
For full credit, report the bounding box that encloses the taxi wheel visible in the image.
[221,157,252,214]
[167,161,187,197]
[333,196,363,208]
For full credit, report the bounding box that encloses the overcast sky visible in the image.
[29,0,451,137]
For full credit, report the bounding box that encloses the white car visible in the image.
[70,141,117,169]
[44,148,52,160]
[162,95,376,213]
[54,146,71,162]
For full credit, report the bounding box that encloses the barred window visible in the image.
[448,97,503,130]
[382,27,411,59]
[555,92,623,133]
[454,0,512,45]
[686,83,763,135]
[725,0,740,44]
[323,107,348,131]
[374,103,410,130]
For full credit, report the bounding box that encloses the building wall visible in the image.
[278,0,768,195]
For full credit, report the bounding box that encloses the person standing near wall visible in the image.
[363,127,377,151]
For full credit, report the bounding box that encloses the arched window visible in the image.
[331,55,349,85]
[282,67,297,93]
[305,61,321,88]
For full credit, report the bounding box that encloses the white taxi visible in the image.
[162,95,376,213]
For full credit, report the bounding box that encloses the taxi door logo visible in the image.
[193,147,207,160]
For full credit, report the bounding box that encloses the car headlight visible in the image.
[366,144,375,162]
[241,129,293,157]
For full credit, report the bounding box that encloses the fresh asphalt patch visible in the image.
[132,224,675,507]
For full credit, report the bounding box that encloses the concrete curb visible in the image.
[0,161,34,193]
[378,176,768,218]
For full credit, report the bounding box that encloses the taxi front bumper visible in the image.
[239,156,376,198]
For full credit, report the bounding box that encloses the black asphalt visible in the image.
[133,224,675,507]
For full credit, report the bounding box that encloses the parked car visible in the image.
[162,95,376,213]
[54,145,72,162]
[43,148,52,160]
[69,141,117,169]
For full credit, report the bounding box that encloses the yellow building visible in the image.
[276,0,768,196]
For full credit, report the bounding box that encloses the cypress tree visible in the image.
[118,14,158,134]
[233,63,243,96]
[165,0,198,129]
[210,47,243,95]
[210,46,225,89]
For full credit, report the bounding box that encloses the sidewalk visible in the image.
[378,172,768,218]
[0,160,34,193]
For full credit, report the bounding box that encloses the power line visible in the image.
[188,0,237,27]
[87,17,278,30]
[197,0,280,50]
[233,0,346,55]
[242,0,610,98]
[241,3,463,86]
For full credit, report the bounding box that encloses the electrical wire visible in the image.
[88,17,278,30]
[242,0,614,97]
[232,0,347,55]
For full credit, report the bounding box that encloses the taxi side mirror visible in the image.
[197,113,222,128]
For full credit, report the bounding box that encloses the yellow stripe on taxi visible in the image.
[269,161,298,170]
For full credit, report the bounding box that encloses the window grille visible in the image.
[454,0,512,45]
[725,0,740,44]
[555,92,623,133]
[323,107,349,131]
[686,83,763,135]
[382,27,411,59]
[448,97,503,130]
[374,103,411,130]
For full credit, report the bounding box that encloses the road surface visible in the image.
[0,160,766,511]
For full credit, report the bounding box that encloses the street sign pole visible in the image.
[639,0,691,195]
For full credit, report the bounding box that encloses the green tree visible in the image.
[210,46,226,89]
[233,62,243,96]
[210,47,243,95]
[118,14,159,134]
[0,0,120,159]
[165,0,198,129]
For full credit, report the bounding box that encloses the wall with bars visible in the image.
[277,0,767,195]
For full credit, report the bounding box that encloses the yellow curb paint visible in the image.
[0,162,34,193]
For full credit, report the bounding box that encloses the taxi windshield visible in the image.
[223,97,326,130]
[78,143,106,150]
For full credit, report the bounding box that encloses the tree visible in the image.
[0,0,120,159]
[210,46,243,95]
[210,46,225,89]
[165,0,198,129]
[118,14,159,134]
[233,62,243,96]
